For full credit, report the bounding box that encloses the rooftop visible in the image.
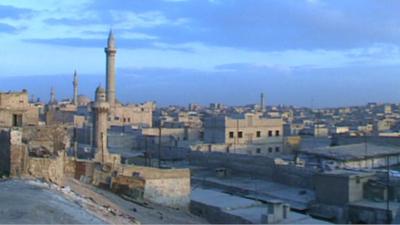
[299,143,400,161]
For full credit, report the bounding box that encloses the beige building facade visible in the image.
[109,102,155,128]
[204,113,283,145]
[202,113,285,155]
[0,90,39,127]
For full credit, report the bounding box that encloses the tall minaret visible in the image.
[72,70,78,105]
[92,86,110,163]
[105,29,117,107]
[260,92,265,112]
[49,87,56,104]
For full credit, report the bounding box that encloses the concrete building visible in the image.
[190,188,327,224]
[314,170,375,205]
[203,113,283,145]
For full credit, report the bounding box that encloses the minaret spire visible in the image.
[260,92,265,112]
[105,29,117,107]
[72,70,78,105]
[108,29,115,48]
[49,87,56,104]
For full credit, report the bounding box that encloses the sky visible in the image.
[1,0,400,107]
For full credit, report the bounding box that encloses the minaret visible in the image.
[72,70,78,105]
[49,87,56,104]
[105,29,117,107]
[92,86,110,163]
[260,92,265,112]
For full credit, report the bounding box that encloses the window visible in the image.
[199,131,204,141]
[275,147,280,152]
[12,114,22,127]
[256,131,261,138]
[238,131,243,138]
[268,147,273,153]
[275,130,280,136]
[229,131,234,138]
[268,130,273,137]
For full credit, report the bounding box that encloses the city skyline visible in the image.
[1,0,400,106]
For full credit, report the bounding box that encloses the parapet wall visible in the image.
[332,135,400,147]
[119,165,191,208]
[27,155,65,185]
[189,151,316,188]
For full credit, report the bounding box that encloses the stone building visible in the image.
[204,113,283,145]
[109,102,155,128]
[0,90,39,127]
[202,113,284,155]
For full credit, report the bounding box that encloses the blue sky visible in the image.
[1,0,400,107]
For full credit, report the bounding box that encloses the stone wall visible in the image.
[119,165,191,208]
[189,151,316,188]
[26,154,65,185]
[10,144,28,177]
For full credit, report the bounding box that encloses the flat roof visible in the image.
[191,188,329,224]
[299,143,400,161]
[191,188,262,210]
[318,169,375,178]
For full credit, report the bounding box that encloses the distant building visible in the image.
[313,124,329,137]
[201,113,285,155]
[0,90,39,127]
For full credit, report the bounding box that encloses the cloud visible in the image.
[117,0,400,51]
[0,23,18,33]
[215,63,293,74]
[5,0,400,52]
[2,0,400,81]
[23,37,194,52]
[0,5,32,19]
